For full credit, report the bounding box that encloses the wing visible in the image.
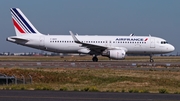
[69,31,107,54]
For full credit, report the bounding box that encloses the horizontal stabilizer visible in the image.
[7,36,29,42]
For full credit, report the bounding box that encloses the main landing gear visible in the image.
[150,54,154,62]
[92,56,98,62]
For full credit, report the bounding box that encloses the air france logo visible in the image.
[144,38,148,41]
[116,38,148,41]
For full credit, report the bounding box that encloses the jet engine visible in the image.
[102,49,126,60]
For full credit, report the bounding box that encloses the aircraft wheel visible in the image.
[92,56,98,62]
[150,59,154,62]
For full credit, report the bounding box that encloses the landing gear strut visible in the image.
[92,56,98,62]
[150,54,154,62]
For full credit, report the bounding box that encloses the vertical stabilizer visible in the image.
[10,8,42,36]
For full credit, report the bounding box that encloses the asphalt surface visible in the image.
[0,61,180,67]
[0,90,180,101]
[0,61,180,71]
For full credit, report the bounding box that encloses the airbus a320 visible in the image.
[7,8,175,62]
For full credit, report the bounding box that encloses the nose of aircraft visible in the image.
[169,44,175,52]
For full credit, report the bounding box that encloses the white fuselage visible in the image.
[7,34,175,55]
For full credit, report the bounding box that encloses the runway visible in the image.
[1,90,180,101]
[0,61,180,71]
[0,61,180,67]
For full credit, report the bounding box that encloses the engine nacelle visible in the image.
[102,50,126,60]
[78,48,90,54]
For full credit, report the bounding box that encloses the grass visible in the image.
[0,56,180,93]
[0,67,180,93]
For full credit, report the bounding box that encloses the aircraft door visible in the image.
[39,36,45,47]
[109,40,112,47]
[150,38,155,48]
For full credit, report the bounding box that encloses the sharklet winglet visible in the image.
[69,31,81,43]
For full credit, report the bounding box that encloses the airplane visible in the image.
[7,8,175,62]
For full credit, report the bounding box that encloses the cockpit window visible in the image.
[161,41,168,44]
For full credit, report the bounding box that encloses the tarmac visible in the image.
[1,90,180,101]
[0,61,180,71]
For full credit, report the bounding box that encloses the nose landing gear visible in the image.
[150,54,154,62]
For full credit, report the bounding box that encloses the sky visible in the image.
[0,0,179,55]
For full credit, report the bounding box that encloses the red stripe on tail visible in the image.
[12,18,25,34]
